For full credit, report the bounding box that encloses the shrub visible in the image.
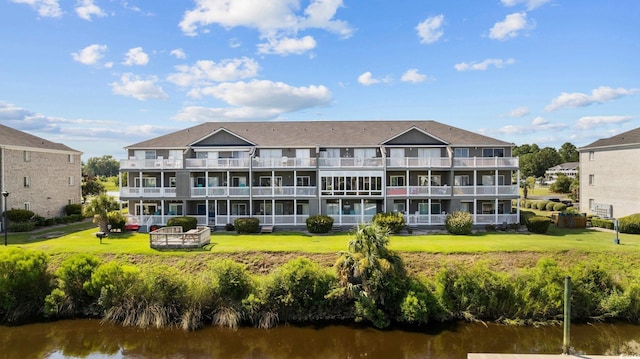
[0,249,52,322]
[398,279,446,324]
[167,216,198,232]
[32,215,46,227]
[545,202,556,211]
[225,223,235,231]
[553,203,567,212]
[5,209,34,223]
[44,218,56,226]
[306,214,334,234]
[525,216,551,234]
[536,200,550,211]
[591,217,614,230]
[234,217,260,234]
[64,204,83,216]
[524,200,533,209]
[619,213,640,234]
[45,254,101,317]
[445,211,473,235]
[107,211,126,232]
[372,212,405,233]
[9,222,35,232]
[512,259,565,319]
[520,210,536,225]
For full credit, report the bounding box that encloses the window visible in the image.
[68,198,75,205]
[589,174,594,185]
[481,175,505,185]
[354,148,376,158]
[454,175,470,186]
[296,176,310,186]
[454,148,469,157]
[390,148,404,158]
[418,148,441,157]
[24,151,31,162]
[232,176,247,187]
[169,177,177,187]
[135,177,157,187]
[168,150,183,159]
[320,148,340,158]
[589,151,595,160]
[169,204,183,216]
[419,175,441,186]
[393,201,405,213]
[231,203,247,215]
[390,175,405,186]
[68,154,74,163]
[134,150,156,160]
[296,149,310,158]
[482,148,504,157]
[260,176,282,187]
[24,202,31,211]
[589,199,595,211]
[260,149,282,158]
[68,176,74,186]
[24,176,31,188]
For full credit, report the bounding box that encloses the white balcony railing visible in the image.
[120,158,183,170]
[318,158,384,168]
[120,187,177,198]
[386,157,451,168]
[185,158,250,169]
[252,157,317,168]
[386,186,452,196]
[453,157,519,168]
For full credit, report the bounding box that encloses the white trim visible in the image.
[0,144,82,155]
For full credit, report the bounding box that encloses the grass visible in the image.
[4,222,638,256]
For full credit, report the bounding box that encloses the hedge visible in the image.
[618,213,640,234]
[591,217,614,230]
[167,216,198,232]
[372,212,405,234]
[234,217,260,234]
[306,215,334,234]
[445,211,473,235]
[5,209,34,223]
[526,216,551,234]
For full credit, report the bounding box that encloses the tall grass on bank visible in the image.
[3,248,640,329]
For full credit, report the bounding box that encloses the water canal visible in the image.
[2,320,639,358]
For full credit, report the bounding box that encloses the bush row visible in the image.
[520,200,567,212]
[3,249,640,328]
[590,214,640,234]
[5,209,86,232]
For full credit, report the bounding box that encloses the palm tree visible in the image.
[82,193,118,232]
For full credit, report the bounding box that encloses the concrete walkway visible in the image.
[468,354,620,358]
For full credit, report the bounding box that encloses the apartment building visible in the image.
[579,127,640,218]
[120,121,520,230]
[0,124,83,224]
[544,162,579,184]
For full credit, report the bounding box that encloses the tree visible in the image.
[517,145,562,179]
[558,142,579,163]
[83,194,118,233]
[82,177,106,202]
[83,155,119,177]
[549,174,573,193]
[330,223,407,328]
[521,176,536,199]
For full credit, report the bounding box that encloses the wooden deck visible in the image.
[468,354,620,358]
[149,226,211,249]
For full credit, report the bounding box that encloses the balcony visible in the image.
[252,157,317,168]
[386,185,452,197]
[319,157,384,168]
[120,158,183,170]
[185,158,250,169]
[386,157,451,168]
[252,186,317,197]
[121,187,177,198]
[453,157,519,169]
[453,185,519,196]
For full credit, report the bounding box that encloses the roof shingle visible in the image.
[0,123,81,153]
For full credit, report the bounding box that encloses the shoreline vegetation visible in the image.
[1,223,639,330]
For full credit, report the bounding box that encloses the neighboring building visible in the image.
[0,124,83,224]
[544,162,579,184]
[579,127,640,218]
[119,120,520,230]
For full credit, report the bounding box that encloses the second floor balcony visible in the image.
[453,157,519,169]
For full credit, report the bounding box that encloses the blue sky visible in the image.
[0,0,638,159]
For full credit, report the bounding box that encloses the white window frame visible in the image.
[393,201,405,213]
[482,148,505,157]
[68,154,74,163]
[24,176,31,188]
[68,198,75,205]
[169,177,177,188]
[232,176,247,187]
[390,175,405,187]
[454,175,470,186]
[418,148,440,158]
[260,149,282,158]
[454,148,469,157]
[354,148,376,158]
[24,202,31,211]
[168,203,183,216]
[68,176,74,186]
[24,150,31,162]
[135,177,157,188]
[296,176,310,186]
[589,174,594,186]
[168,150,183,160]
[232,203,247,215]
[589,151,595,160]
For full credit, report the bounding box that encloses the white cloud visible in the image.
[454,58,515,71]
[173,106,280,122]
[574,116,632,130]
[495,116,568,136]
[357,72,391,86]
[531,116,548,126]
[545,86,639,111]
[505,106,530,118]
[190,80,332,112]
[170,48,186,59]
[489,12,533,41]
[257,36,317,55]
[500,0,550,10]
[71,44,108,66]
[167,57,260,88]
[10,0,62,17]
[75,0,106,21]
[401,69,430,83]
[110,73,168,101]
[123,47,150,66]
[179,0,353,50]
[416,14,444,44]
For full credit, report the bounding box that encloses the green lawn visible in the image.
[3,224,638,255]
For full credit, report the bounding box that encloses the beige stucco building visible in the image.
[0,124,82,224]
[579,127,640,218]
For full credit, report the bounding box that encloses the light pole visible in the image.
[2,191,8,246]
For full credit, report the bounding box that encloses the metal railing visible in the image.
[386,157,451,168]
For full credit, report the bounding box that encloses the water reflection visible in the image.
[0,320,638,359]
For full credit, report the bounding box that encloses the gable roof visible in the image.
[0,123,81,153]
[126,120,514,149]
[547,162,579,171]
[580,126,640,151]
